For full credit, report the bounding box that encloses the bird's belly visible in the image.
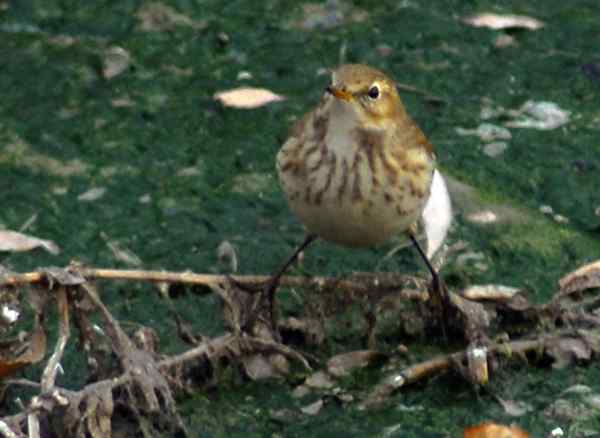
[287,187,427,248]
[277,132,434,248]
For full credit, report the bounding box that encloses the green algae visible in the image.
[1,0,599,436]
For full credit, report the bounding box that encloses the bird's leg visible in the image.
[264,234,317,330]
[408,233,448,337]
[235,234,317,337]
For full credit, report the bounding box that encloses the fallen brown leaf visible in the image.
[0,230,60,255]
[547,337,592,369]
[504,101,570,130]
[300,399,324,416]
[102,46,131,80]
[77,186,107,202]
[327,350,386,377]
[0,317,46,378]
[558,260,600,294]
[462,284,521,301]
[135,2,207,31]
[304,370,335,389]
[462,13,544,30]
[213,87,285,109]
[494,396,533,417]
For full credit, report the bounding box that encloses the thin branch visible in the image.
[362,337,548,408]
[0,267,428,300]
[40,287,69,391]
[26,412,39,438]
[3,379,41,389]
[0,421,18,438]
[158,333,236,371]
[242,336,313,370]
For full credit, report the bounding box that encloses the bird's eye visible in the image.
[367,85,380,99]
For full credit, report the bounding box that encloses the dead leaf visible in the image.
[291,384,311,399]
[0,317,46,378]
[455,123,512,141]
[104,236,143,267]
[78,187,107,202]
[558,260,600,294]
[0,230,60,255]
[463,421,530,438]
[501,293,533,312]
[102,46,131,80]
[327,350,386,377]
[504,101,570,130]
[41,267,85,286]
[449,291,491,332]
[0,133,85,177]
[135,2,207,32]
[463,284,521,301]
[305,370,334,389]
[466,210,498,224]
[242,354,288,380]
[462,13,544,30]
[561,384,592,395]
[300,399,324,416]
[214,87,285,109]
[547,337,591,369]
[495,396,533,417]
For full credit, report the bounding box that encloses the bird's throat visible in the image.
[325,102,365,158]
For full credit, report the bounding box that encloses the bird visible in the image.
[277,64,435,248]
[250,64,445,335]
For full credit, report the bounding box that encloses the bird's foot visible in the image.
[429,273,450,340]
[227,275,282,342]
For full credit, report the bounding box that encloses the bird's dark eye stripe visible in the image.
[367,86,379,99]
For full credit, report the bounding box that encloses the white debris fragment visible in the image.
[456,123,512,141]
[505,101,571,130]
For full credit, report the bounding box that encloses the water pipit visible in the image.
[256,64,446,335]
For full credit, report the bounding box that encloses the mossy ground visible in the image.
[1,1,599,436]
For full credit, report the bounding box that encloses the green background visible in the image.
[1,0,599,436]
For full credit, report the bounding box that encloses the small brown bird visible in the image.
[277,64,435,249]
[260,64,444,333]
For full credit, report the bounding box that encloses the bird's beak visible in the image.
[326,86,353,102]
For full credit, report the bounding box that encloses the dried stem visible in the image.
[40,287,70,391]
[0,421,18,438]
[363,337,551,408]
[0,268,427,300]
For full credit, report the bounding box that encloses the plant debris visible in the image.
[101,46,131,80]
[462,13,544,31]
[0,230,60,255]
[214,87,286,109]
[0,257,599,436]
